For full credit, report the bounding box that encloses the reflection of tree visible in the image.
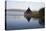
[39,7,45,25]
[26,17,31,22]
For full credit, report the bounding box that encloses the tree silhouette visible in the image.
[26,7,32,13]
[39,7,45,16]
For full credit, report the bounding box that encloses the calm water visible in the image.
[6,10,44,30]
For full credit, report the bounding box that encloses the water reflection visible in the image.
[24,16,31,22]
[7,16,44,30]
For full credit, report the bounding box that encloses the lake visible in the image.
[6,10,44,30]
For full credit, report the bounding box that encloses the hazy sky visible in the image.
[7,0,45,11]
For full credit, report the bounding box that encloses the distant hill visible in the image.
[6,9,26,12]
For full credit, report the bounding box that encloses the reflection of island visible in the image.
[25,17,31,22]
[24,7,32,22]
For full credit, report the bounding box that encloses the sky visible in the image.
[6,0,45,11]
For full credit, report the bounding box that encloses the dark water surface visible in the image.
[6,10,44,30]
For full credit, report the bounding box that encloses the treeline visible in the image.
[31,7,45,18]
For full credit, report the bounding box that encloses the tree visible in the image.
[39,7,45,16]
